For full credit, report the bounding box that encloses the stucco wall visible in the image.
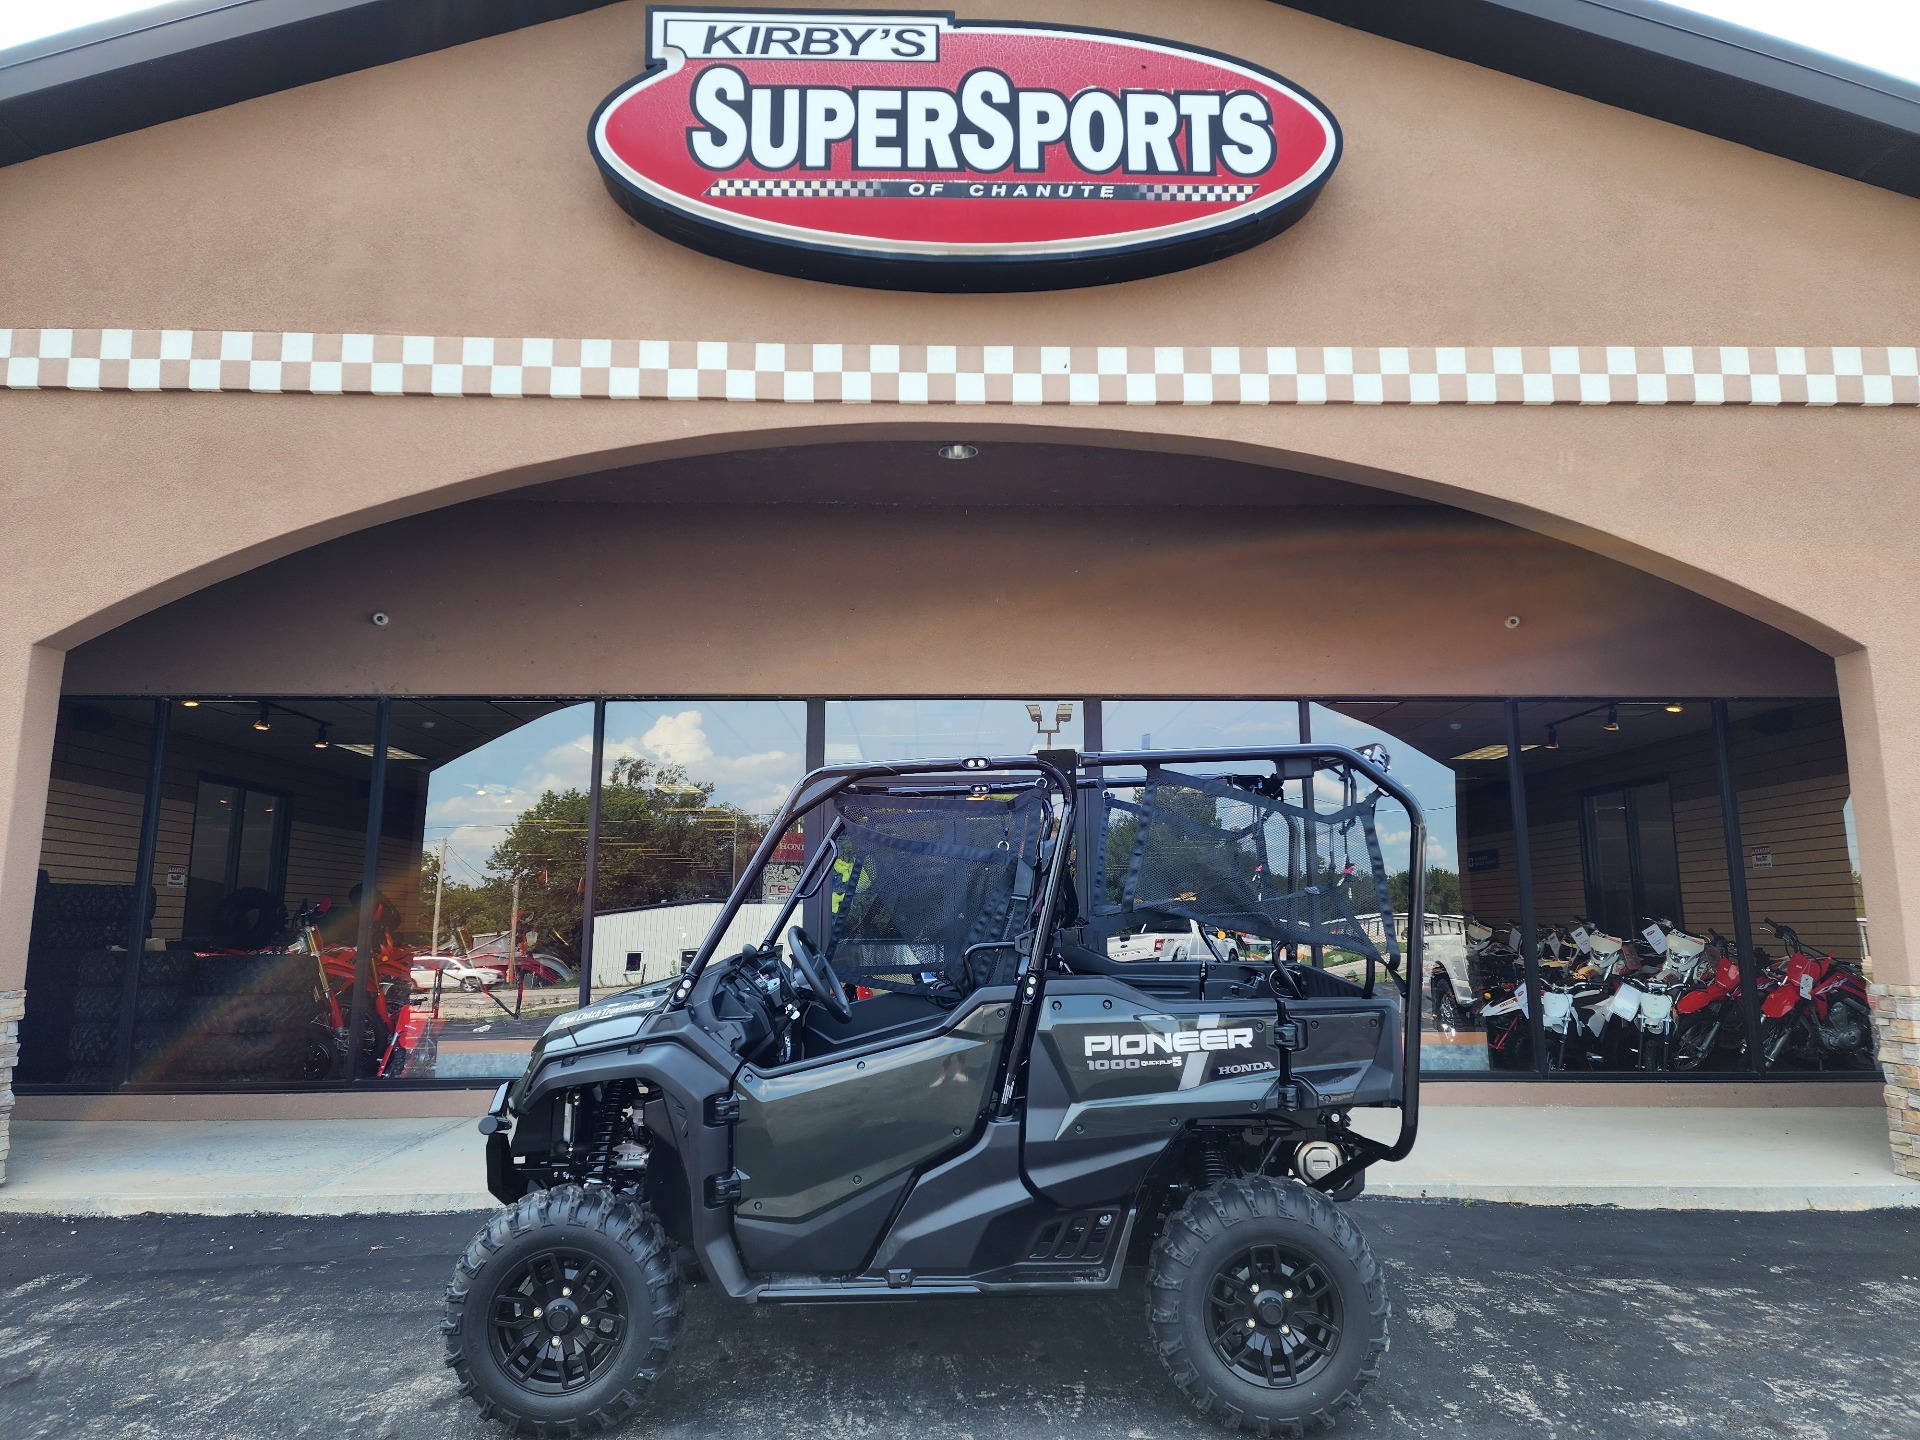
[62,494,1838,699]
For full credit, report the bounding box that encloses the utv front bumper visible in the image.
[480,1081,524,1204]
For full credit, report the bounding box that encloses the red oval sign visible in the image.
[590,8,1342,291]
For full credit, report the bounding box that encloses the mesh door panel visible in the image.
[1099,770,1399,973]
[828,788,1050,998]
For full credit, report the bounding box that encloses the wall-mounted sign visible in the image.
[1466,848,1501,874]
[589,8,1342,291]
[1751,847,1773,870]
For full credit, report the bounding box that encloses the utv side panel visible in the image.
[1288,996,1402,1108]
[734,1168,916,1274]
[732,996,1010,1221]
[1023,978,1286,1203]
[864,1117,1035,1275]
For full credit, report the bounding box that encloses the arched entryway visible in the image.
[13,436,1876,1114]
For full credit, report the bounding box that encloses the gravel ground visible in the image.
[0,1200,1915,1439]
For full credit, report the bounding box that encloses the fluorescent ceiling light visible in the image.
[1450,744,1541,762]
[333,742,427,760]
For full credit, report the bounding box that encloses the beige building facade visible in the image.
[0,1,1916,1176]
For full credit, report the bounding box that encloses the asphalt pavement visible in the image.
[0,1201,1915,1440]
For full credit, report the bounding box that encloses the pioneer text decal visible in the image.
[589,8,1342,291]
[1084,1026,1255,1058]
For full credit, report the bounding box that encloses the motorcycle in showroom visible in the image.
[1755,918,1877,1071]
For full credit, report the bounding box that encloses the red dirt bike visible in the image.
[291,897,429,1078]
[1671,928,1747,1070]
[1755,917,1876,1071]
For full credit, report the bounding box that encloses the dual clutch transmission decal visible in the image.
[589,8,1342,290]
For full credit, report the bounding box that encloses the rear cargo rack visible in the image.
[1083,745,1423,1176]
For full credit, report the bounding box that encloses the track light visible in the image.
[1545,726,1559,750]
[1602,705,1620,733]
[314,723,330,750]
[1665,701,1685,714]
[252,704,272,733]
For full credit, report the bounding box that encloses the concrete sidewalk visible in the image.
[0,1116,493,1215]
[0,1107,1915,1216]
[1357,1104,1920,1209]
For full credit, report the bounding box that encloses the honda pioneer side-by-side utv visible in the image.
[446,746,1423,1436]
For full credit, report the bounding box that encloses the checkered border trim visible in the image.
[2,330,1915,404]
[706,178,883,198]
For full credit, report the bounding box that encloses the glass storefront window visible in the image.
[1099,699,1299,757]
[826,699,1082,763]
[1512,700,1750,1076]
[378,701,596,1082]
[1315,702,1502,1075]
[18,700,163,1090]
[18,692,1872,1091]
[592,701,808,994]
[1726,700,1876,1076]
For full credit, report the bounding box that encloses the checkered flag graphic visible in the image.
[706,178,884,198]
[1137,183,1260,202]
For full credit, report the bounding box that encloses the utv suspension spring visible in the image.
[1201,1142,1231,1189]
[580,1079,640,1176]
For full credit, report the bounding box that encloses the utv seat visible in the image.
[796,989,956,1059]
[1058,942,1370,1001]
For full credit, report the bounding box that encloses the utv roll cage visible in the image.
[671,744,1421,1186]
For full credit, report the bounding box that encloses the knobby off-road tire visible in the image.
[1147,1176,1388,1437]
[445,1185,682,1438]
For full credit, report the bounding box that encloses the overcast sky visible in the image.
[1,1,1917,82]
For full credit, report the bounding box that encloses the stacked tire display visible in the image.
[62,950,195,1087]
[61,950,319,1085]
[179,952,318,1083]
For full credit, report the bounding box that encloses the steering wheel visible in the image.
[786,927,852,1023]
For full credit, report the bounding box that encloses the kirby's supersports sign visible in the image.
[589,8,1342,290]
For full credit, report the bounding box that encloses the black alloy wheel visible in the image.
[445,1185,681,1436]
[1205,1244,1342,1389]
[488,1249,626,1394]
[1147,1176,1387,1433]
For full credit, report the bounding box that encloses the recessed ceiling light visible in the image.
[1665,702,1685,713]
[179,699,200,708]
[937,443,978,461]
